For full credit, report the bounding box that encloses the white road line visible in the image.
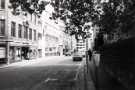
[44,77,58,83]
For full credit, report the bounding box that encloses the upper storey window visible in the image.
[11,21,16,37]
[0,19,5,35]
[0,0,5,9]
[18,24,22,38]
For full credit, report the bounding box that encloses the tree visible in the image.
[51,0,135,39]
[9,0,49,15]
[9,0,135,39]
[98,0,135,35]
[50,0,95,39]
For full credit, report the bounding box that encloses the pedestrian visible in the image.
[88,49,92,61]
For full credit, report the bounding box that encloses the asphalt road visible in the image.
[0,56,84,90]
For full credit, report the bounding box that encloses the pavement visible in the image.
[84,60,96,90]
[92,53,129,90]
[97,37,135,90]
[0,56,65,69]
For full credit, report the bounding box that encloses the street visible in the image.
[0,56,86,90]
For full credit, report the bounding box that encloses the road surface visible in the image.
[0,56,85,90]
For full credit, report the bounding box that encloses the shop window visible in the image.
[29,28,32,40]
[0,19,5,35]
[38,49,42,57]
[0,47,6,58]
[11,21,16,37]
[0,0,5,9]
[18,24,22,38]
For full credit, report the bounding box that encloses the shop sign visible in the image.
[0,47,6,58]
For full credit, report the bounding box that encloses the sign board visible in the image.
[0,47,6,58]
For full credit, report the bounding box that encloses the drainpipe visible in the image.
[5,0,10,64]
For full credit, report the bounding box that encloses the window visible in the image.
[34,14,36,24]
[0,0,5,9]
[30,14,32,21]
[24,26,28,39]
[26,27,28,39]
[0,19,5,35]
[38,33,42,40]
[34,30,36,40]
[11,22,16,37]
[29,28,32,40]
[18,24,22,38]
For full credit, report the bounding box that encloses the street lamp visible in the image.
[84,23,92,74]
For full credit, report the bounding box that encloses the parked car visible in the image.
[65,51,71,56]
[72,52,83,61]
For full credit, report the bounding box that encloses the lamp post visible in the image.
[84,27,91,90]
[86,37,89,73]
[85,31,92,73]
[84,23,92,74]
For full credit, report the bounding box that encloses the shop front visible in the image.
[28,47,38,60]
[38,49,42,58]
[21,47,29,60]
[9,45,38,63]
[9,46,22,63]
[0,46,6,63]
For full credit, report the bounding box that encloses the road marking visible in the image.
[31,78,58,90]
[44,78,58,83]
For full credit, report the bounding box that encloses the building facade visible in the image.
[43,21,65,56]
[41,5,67,57]
[0,0,43,64]
[44,22,58,56]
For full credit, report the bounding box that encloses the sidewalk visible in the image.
[68,59,96,90]
[0,56,65,69]
[84,61,96,90]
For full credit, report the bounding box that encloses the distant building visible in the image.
[75,39,86,55]
[62,33,71,54]
[42,9,65,56]
[43,22,60,56]
[70,35,76,52]
[0,0,43,64]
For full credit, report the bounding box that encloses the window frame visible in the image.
[0,19,5,35]
[18,24,22,38]
[34,29,36,41]
[24,25,28,39]
[11,21,16,37]
[29,28,32,40]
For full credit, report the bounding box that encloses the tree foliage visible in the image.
[9,0,49,15]
[51,0,94,39]
[51,0,135,38]
[99,0,135,34]
[9,0,135,38]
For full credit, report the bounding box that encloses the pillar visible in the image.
[6,42,10,64]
